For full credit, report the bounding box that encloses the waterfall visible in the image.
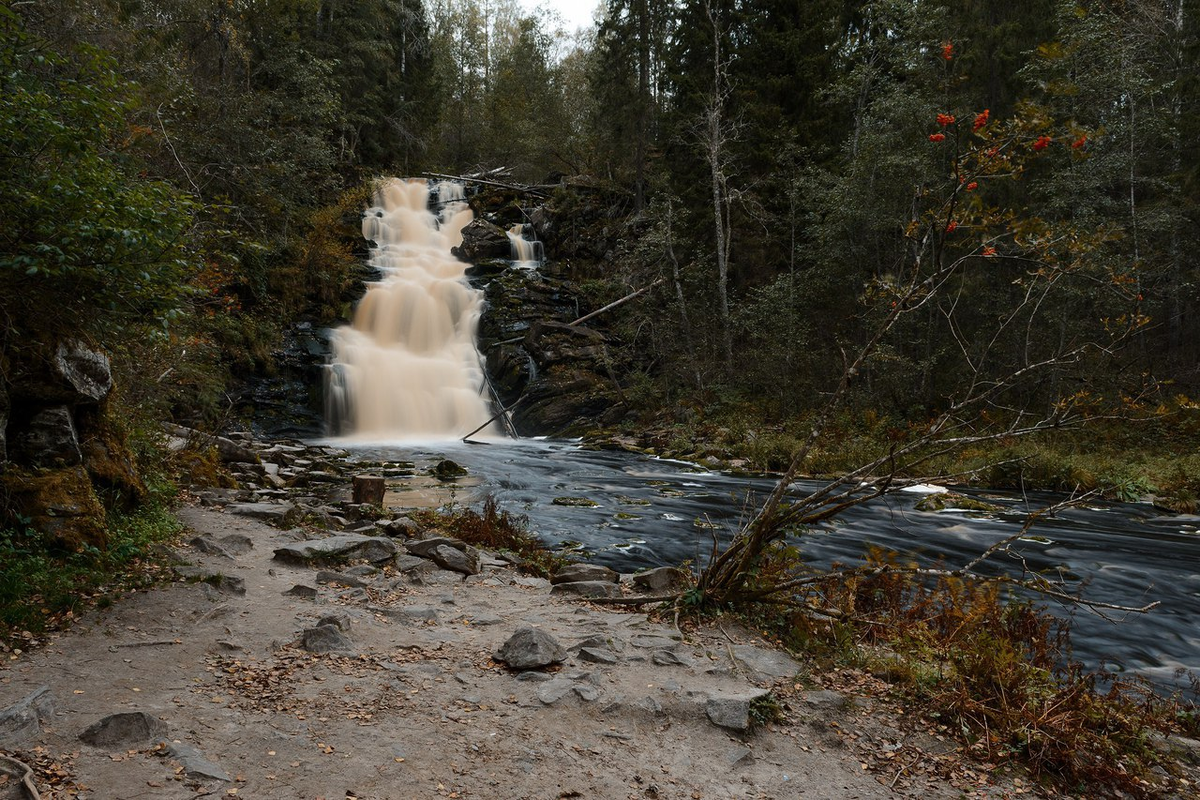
[325,178,498,439]
[506,223,544,270]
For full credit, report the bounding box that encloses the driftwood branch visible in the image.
[570,279,665,327]
[0,754,41,800]
[423,171,548,198]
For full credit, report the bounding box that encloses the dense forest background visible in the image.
[2,0,1199,474]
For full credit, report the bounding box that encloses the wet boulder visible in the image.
[452,218,511,262]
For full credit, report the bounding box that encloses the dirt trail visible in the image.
[1,502,1022,799]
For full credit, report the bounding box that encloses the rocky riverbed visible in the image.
[1,433,1192,799]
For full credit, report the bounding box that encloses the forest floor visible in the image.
[0,499,1052,800]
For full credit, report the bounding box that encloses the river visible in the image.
[338,437,1200,693]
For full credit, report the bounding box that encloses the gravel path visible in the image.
[1,501,1025,799]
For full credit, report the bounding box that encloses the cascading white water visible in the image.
[325,178,497,439]
[506,223,544,270]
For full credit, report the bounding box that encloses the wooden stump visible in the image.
[352,475,385,507]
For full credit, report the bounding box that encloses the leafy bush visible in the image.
[414,496,572,578]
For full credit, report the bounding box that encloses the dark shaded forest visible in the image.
[3,0,1200,517]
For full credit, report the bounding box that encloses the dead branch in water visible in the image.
[423,171,549,198]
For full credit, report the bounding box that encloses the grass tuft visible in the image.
[413,496,573,578]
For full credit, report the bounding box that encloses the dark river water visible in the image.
[339,438,1200,692]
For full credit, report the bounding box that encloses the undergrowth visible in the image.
[413,496,572,578]
[614,399,1200,508]
[734,546,1198,796]
[0,474,183,646]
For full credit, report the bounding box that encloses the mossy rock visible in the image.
[914,491,1003,513]
[613,512,641,520]
[616,495,651,506]
[0,465,107,550]
[76,405,146,507]
[552,496,599,507]
[431,459,468,480]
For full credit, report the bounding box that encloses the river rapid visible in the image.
[339,437,1200,693]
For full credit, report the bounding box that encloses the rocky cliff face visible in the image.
[467,183,631,437]
[1,340,143,550]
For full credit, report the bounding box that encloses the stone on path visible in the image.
[315,569,368,588]
[316,613,352,632]
[802,690,848,710]
[174,566,246,596]
[79,712,167,748]
[651,650,689,667]
[732,644,800,681]
[283,584,318,598]
[301,625,352,653]
[551,563,619,585]
[705,690,771,732]
[217,533,254,555]
[550,580,621,599]
[494,627,566,670]
[189,535,232,558]
[273,534,397,565]
[577,647,620,665]
[632,566,689,593]
[0,687,54,747]
[167,741,231,782]
[535,678,576,704]
[227,501,300,528]
[405,537,480,576]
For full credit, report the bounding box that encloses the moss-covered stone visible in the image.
[431,459,468,480]
[552,496,599,507]
[914,491,1003,513]
[1,465,107,550]
[76,405,145,507]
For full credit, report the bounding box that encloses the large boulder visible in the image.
[523,321,607,368]
[273,534,397,565]
[0,466,107,550]
[511,366,620,436]
[76,406,145,504]
[9,340,112,407]
[452,218,511,262]
[12,406,81,468]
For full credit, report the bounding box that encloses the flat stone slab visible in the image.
[79,712,167,748]
[577,647,620,664]
[550,580,621,599]
[273,534,397,565]
[0,687,54,747]
[315,570,368,588]
[226,502,300,528]
[706,690,771,732]
[174,567,246,596]
[168,742,230,782]
[631,566,689,593]
[301,625,352,653]
[732,644,801,680]
[551,563,619,584]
